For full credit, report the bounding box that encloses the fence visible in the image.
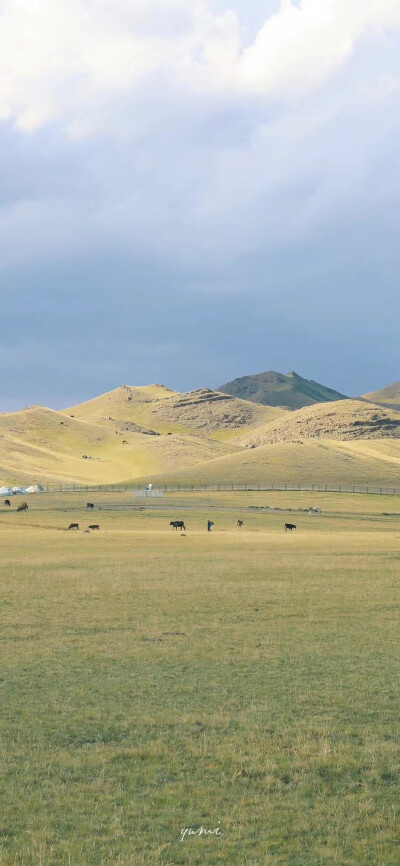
[42,482,400,496]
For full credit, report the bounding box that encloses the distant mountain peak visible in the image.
[218,370,348,410]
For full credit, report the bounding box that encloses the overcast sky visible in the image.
[1,0,400,409]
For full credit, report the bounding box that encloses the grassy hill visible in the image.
[66,385,285,440]
[65,384,178,431]
[362,380,400,410]
[150,438,400,488]
[234,399,400,446]
[3,385,400,488]
[218,370,348,409]
[0,403,237,486]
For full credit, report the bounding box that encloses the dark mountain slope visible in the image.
[218,370,348,409]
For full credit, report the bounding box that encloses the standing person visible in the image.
[207,520,214,532]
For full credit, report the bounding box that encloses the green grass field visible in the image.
[1,492,399,865]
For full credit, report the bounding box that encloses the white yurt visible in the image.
[25,484,46,493]
[0,486,13,496]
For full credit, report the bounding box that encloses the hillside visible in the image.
[218,370,348,409]
[4,384,400,488]
[0,404,236,486]
[143,388,285,437]
[233,400,400,447]
[65,384,178,431]
[362,380,400,410]
[150,438,400,489]
[66,386,286,439]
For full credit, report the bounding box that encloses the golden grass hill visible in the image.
[2,372,400,488]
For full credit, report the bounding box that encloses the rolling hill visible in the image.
[3,381,400,488]
[150,438,400,489]
[233,400,400,447]
[0,403,237,486]
[218,370,348,409]
[65,385,286,439]
[362,380,400,411]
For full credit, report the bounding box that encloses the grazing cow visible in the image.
[170,520,185,531]
[68,523,79,530]
[86,502,94,509]
[4,499,10,507]
[237,519,244,529]
[17,502,28,512]
[207,520,214,532]
[89,524,100,530]
[285,523,296,531]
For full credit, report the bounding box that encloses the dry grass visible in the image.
[235,400,400,446]
[152,437,400,488]
[66,386,284,439]
[0,491,399,864]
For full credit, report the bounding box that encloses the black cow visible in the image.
[170,520,185,531]
[285,523,296,531]
[86,502,94,509]
[4,499,10,507]
[89,524,100,530]
[68,523,79,530]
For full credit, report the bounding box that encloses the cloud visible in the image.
[239,0,400,96]
[1,1,400,135]
[1,1,400,403]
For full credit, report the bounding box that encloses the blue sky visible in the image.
[1,0,400,409]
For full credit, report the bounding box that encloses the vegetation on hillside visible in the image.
[362,379,400,410]
[218,370,348,409]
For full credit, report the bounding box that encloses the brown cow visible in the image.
[17,502,28,512]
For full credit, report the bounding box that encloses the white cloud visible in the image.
[0,1,400,134]
[239,0,400,97]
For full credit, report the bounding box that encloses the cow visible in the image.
[4,499,10,507]
[68,523,79,530]
[88,524,100,530]
[170,520,185,531]
[285,523,296,531]
[86,502,94,509]
[237,519,244,529]
[17,502,28,512]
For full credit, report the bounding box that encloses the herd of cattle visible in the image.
[4,498,299,532]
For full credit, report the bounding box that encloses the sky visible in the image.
[1,0,400,410]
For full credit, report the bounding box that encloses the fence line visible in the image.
[41,482,400,496]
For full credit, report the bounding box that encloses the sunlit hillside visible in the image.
[151,438,400,488]
[362,380,400,410]
[3,387,400,488]
[0,404,237,486]
[234,399,400,446]
[65,384,179,432]
[65,385,285,439]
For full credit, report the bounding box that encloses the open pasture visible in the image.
[0,491,399,865]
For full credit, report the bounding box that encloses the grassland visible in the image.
[1,490,399,865]
[151,438,400,489]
